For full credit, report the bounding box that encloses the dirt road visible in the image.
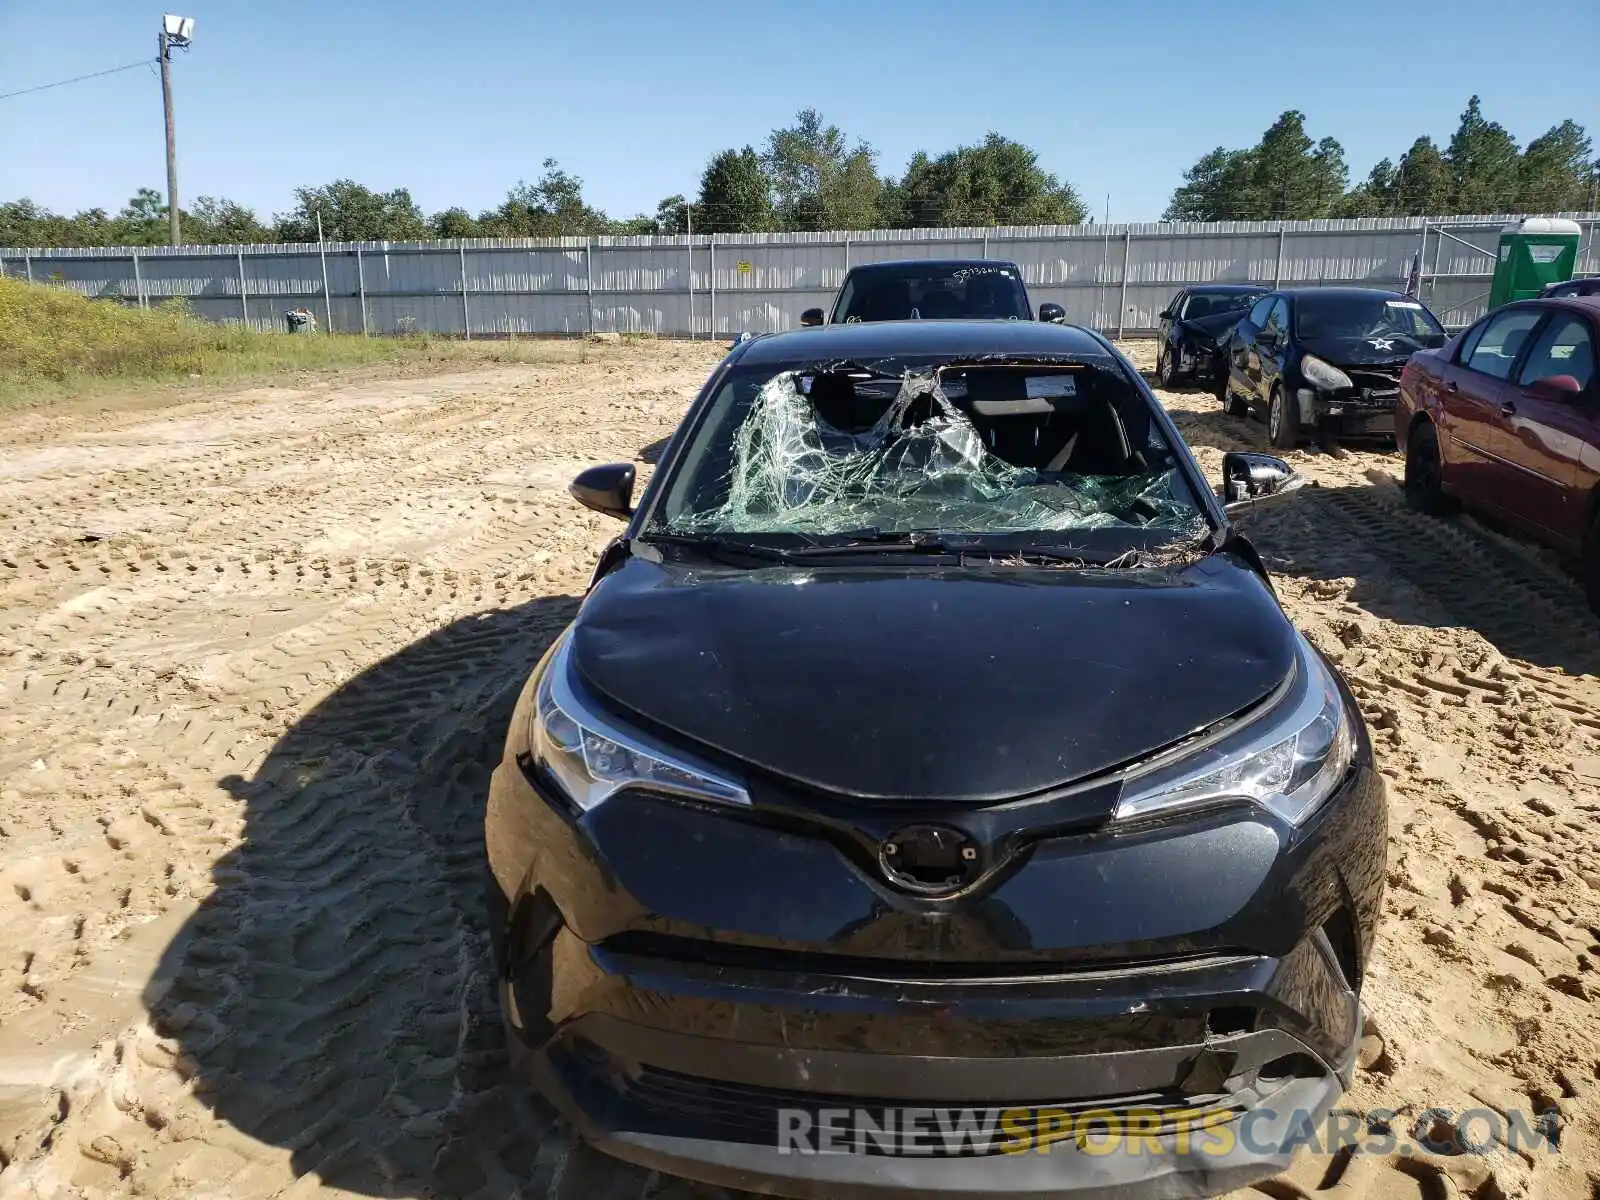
[0,340,1595,1200]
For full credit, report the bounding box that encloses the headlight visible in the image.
[1114,635,1356,826]
[530,634,749,812]
[1299,354,1353,392]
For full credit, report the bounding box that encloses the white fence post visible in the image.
[131,250,145,309]
[237,250,248,324]
[319,240,333,333]
[356,247,367,336]
[1274,226,1286,289]
[585,237,595,335]
[686,236,695,339]
[24,251,33,282]
[1117,229,1132,339]
[459,242,470,339]
[709,238,717,339]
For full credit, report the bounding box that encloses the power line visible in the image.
[0,59,153,103]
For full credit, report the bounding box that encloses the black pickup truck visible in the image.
[800,259,1064,326]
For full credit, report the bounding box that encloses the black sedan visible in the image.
[1154,284,1267,386]
[485,319,1386,1199]
[1215,287,1448,448]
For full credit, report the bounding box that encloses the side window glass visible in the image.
[1170,291,1188,319]
[1464,310,1544,381]
[1247,296,1275,327]
[1515,316,1594,391]
[1265,299,1289,338]
[1455,318,1490,364]
[830,276,856,323]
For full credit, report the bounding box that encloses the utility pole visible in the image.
[158,16,194,246]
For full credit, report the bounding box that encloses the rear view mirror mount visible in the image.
[1220,451,1306,512]
[570,463,636,521]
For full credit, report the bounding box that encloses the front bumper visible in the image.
[1296,388,1399,440]
[486,729,1386,1198]
[526,1025,1352,1199]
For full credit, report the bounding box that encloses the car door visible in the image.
[1226,295,1272,397]
[1237,295,1279,405]
[1160,290,1187,350]
[1438,306,1546,512]
[1496,309,1599,550]
[1249,297,1290,411]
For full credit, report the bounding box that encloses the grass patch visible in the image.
[0,278,606,408]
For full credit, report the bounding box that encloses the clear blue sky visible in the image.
[3,0,1597,225]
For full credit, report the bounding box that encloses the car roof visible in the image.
[843,258,1023,274]
[1181,283,1267,295]
[1275,286,1414,301]
[733,319,1111,365]
[1506,294,1600,316]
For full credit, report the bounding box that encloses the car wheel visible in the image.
[1217,359,1246,416]
[1403,421,1455,516]
[1155,345,1173,387]
[1268,385,1300,449]
[1581,514,1600,617]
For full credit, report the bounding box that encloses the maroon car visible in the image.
[1395,295,1600,612]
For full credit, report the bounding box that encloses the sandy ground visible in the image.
[0,338,1596,1200]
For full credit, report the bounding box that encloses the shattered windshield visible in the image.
[649,356,1210,551]
[832,265,1031,323]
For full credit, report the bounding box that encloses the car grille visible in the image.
[572,1052,1248,1156]
[594,930,1253,981]
[1346,366,1404,407]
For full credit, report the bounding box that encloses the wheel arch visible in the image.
[1401,409,1434,456]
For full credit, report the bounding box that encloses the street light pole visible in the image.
[158,31,179,245]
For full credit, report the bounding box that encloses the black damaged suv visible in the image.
[485,319,1387,1199]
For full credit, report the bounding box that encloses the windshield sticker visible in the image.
[1025,375,1077,398]
[949,266,1011,283]
[668,370,1206,541]
[1385,300,1423,309]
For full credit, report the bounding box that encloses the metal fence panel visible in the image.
[4,213,1594,338]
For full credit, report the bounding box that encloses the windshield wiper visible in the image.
[782,533,1097,566]
[635,532,796,564]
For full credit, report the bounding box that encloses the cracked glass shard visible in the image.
[668,369,1207,541]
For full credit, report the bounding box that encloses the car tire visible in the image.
[1217,359,1247,416]
[1155,345,1174,387]
[1268,385,1300,449]
[1581,514,1600,617]
[1403,421,1455,516]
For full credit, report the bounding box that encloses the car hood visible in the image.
[569,553,1297,803]
[1299,334,1439,367]
[1179,311,1249,341]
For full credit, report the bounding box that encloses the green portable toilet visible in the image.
[1489,217,1581,308]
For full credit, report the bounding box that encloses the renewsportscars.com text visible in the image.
[775,1105,1561,1158]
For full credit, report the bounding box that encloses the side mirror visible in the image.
[1158,307,1173,320]
[570,462,636,521]
[800,308,825,327]
[1220,451,1306,512]
[1528,374,1582,400]
[1038,303,1066,324]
